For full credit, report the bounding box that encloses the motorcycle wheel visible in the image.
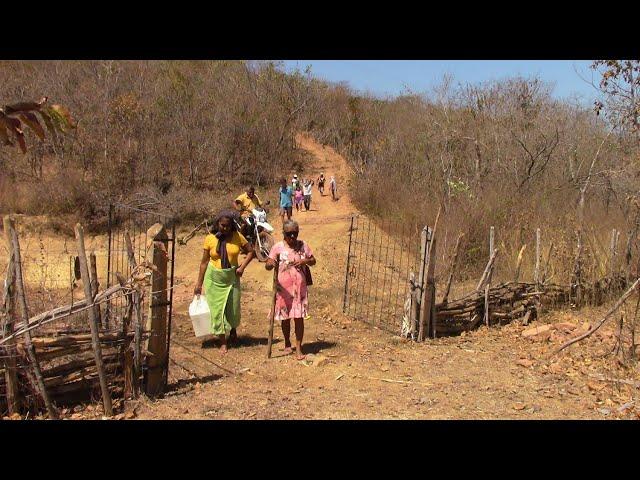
[255,231,275,262]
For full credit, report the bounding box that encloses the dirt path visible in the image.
[133,135,638,420]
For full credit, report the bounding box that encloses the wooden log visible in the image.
[6,283,126,340]
[45,360,121,388]
[442,233,463,305]
[29,331,138,348]
[8,216,58,418]
[75,223,113,416]
[2,215,21,414]
[145,224,169,396]
[43,353,119,379]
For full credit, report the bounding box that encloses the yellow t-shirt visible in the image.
[203,232,248,269]
[235,192,262,213]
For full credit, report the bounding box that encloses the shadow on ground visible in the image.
[166,374,223,392]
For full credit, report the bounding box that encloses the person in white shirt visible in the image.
[329,176,337,201]
[292,174,300,190]
[302,179,314,211]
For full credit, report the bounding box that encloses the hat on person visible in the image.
[293,174,298,178]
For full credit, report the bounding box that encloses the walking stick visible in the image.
[266,260,279,359]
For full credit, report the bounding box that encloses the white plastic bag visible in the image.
[188,295,211,337]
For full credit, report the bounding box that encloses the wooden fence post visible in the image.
[9,217,58,418]
[2,216,21,414]
[75,223,113,416]
[489,226,495,263]
[414,227,429,339]
[534,228,541,286]
[424,237,437,338]
[145,224,168,397]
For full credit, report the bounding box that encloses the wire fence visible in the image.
[105,203,176,386]
[343,215,425,333]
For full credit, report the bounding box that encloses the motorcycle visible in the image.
[235,203,275,262]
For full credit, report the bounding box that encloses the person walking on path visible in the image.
[291,174,300,190]
[329,175,338,201]
[317,173,325,195]
[279,177,294,221]
[266,220,316,361]
[194,210,255,354]
[294,185,304,212]
[303,179,314,211]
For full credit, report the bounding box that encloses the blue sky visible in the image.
[282,60,602,104]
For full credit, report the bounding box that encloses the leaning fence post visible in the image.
[2,216,21,414]
[145,223,169,397]
[75,223,113,416]
[9,217,58,418]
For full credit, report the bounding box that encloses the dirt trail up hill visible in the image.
[129,133,639,420]
[8,134,635,420]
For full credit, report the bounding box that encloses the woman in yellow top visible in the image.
[194,210,255,353]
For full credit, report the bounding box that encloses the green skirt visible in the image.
[203,264,241,336]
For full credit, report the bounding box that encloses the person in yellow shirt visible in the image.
[234,186,262,218]
[194,210,255,353]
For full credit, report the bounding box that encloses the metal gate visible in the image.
[342,215,426,333]
[105,203,176,389]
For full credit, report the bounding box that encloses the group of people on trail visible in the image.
[317,173,338,201]
[193,177,328,360]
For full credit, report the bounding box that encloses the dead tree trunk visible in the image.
[8,216,58,418]
[2,216,21,414]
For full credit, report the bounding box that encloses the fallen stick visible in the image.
[555,277,640,354]
[366,376,433,386]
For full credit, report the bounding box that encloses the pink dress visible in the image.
[268,240,314,321]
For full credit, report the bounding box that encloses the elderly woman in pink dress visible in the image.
[265,219,316,360]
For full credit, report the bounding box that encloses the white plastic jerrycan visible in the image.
[188,295,211,337]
